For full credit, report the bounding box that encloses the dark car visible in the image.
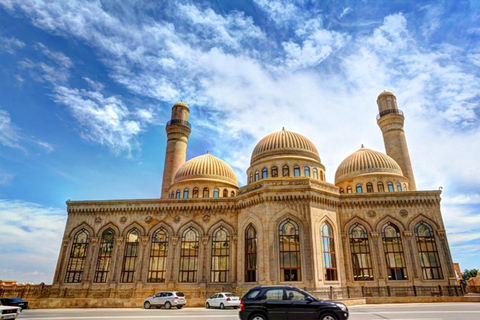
[239,286,348,320]
[0,298,28,310]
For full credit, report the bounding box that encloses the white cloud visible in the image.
[34,42,73,69]
[0,35,25,54]
[0,109,24,151]
[0,199,66,284]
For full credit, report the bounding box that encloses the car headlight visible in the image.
[335,303,347,311]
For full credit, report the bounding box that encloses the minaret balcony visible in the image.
[166,119,191,128]
[376,108,404,120]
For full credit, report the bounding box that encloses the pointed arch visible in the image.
[147,226,169,283]
[244,223,257,282]
[342,215,374,233]
[414,221,443,280]
[177,220,205,237]
[94,228,115,283]
[381,222,408,280]
[407,213,440,231]
[121,221,145,237]
[64,228,90,283]
[210,226,230,282]
[179,226,199,282]
[349,222,374,281]
[374,214,406,232]
[120,228,140,283]
[97,222,120,238]
[207,219,236,236]
[278,218,302,281]
[67,222,94,238]
[321,220,338,281]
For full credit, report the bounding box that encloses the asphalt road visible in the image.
[16,303,480,320]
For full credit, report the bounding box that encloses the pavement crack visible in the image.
[372,313,390,319]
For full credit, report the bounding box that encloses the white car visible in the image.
[0,306,21,320]
[205,292,240,309]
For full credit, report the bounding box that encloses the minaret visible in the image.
[376,91,417,190]
[161,101,191,198]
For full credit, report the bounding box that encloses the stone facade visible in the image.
[52,91,456,299]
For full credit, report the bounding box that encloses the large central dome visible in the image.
[251,128,320,165]
[173,153,238,187]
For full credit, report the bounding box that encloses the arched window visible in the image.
[304,167,310,177]
[349,223,373,281]
[94,229,114,283]
[175,189,180,199]
[382,222,407,280]
[223,189,228,197]
[366,183,373,193]
[179,227,199,282]
[254,171,259,181]
[339,188,344,194]
[283,165,289,177]
[403,183,407,191]
[231,191,235,197]
[245,224,257,282]
[120,228,140,283]
[170,191,174,199]
[203,187,209,198]
[387,182,394,192]
[356,184,363,193]
[378,182,385,192]
[321,222,338,281]
[148,227,168,283]
[415,221,443,280]
[294,165,300,177]
[211,226,230,282]
[279,219,301,281]
[395,182,401,192]
[249,174,253,184]
[193,187,199,198]
[272,166,278,177]
[213,188,219,198]
[183,188,189,199]
[65,229,90,283]
[313,168,318,179]
[347,186,352,193]
[262,168,268,179]
[320,171,324,181]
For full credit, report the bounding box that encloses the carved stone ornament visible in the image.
[120,216,127,224]
[171,236,179,246]
[437,229,447,239]
[202,215,211,223]
[94,216,102,224]
[399,209,408,217]
[174,215,181,224]
[233,235,238,244]
[367,210,376,218]
[370,232,380,239]
[202,236,210,245]
[403,231,413,237]
[145,216,153,224]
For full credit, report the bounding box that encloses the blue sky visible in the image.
[0,0,479,284]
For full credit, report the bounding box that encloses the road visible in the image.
[17,303,480,320]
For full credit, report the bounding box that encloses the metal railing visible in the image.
[166,119,191,128]
[376,108,404,120]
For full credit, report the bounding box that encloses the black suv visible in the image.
[239,286,348,320]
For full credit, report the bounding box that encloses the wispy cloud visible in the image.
[0,35,25,54]
[0,109,25,151]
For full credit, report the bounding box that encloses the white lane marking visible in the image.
[20,315,237,319]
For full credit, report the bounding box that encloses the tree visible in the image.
[463,268,479,280]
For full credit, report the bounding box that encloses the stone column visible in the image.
[403,231,419,280]
[232,235,238,286]
[168,236,179,288]
[370,232,384,283]
[53,238,70,285]
[341,234,351,282]
[84,236,99,284]
[202,236,210,283]
[111,237,124,284]
[437,229,455,280]
[135,236,150,286]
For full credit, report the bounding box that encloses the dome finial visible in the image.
[282,127,285,131]
[206,150,209,154]
[361,144,364,148]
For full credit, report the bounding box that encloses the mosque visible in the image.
[52,91,456,295]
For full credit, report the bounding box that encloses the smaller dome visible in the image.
[335,146,403,184]
[377,90,396,101]
[173,153,238,187]
[173,101,189,110]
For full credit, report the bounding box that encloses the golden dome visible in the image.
[335,146,403,184]
[173,101,189,110]
[173,153,238,187]
[251,128,321,165]
[377,90,396,101]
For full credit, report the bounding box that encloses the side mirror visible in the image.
[306,296,314,303]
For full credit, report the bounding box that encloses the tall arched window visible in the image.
[148,227,169,283]
[211,226,230,282]
[272,166,278,177]
[193,187,199,198]
[415,221,443,280]
[283,165,289,177]
[313,168,318,179]
[94,229,114,283]
[120,228,140,283]
[321,222,338,281]
[378,182,385,192]
[387,182,394,192]
[403,183,407,191]
[245,224,257,282]
[183,188,189,199]
[179,227,199,282]
[223,189,228,197]
[294,165,300,177]
[170,191,174,199]
[249,174,253,184]
[366,183,373,193]
[254,171,259,181]
[175,189,180,199]
[382,222,407,280]
[349,223,373,281]
[347,186,352,193]
[213,188,219,198]
[65,229,90,283]
[279,219,301,281]
[231,191,235,197]
[304,167,310,177]
[203,188,209,198]
[340,188,344,194]
[356,184,363,193]
[396,182,402,192]
[262,168,268,179]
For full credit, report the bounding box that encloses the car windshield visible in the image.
[176,292,185,297]
[243,290,261,300]
[225,293,237,297]
[11,299,23,302]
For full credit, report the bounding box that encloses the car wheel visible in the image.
[164,301,172,309]
[319,313,338,320]
[144,302,151,309]
[220,303,225,309]
[206,302,210,309]
[250,314,267,320]
[177,305,183,309]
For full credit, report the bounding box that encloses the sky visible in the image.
[0,0,479,284]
